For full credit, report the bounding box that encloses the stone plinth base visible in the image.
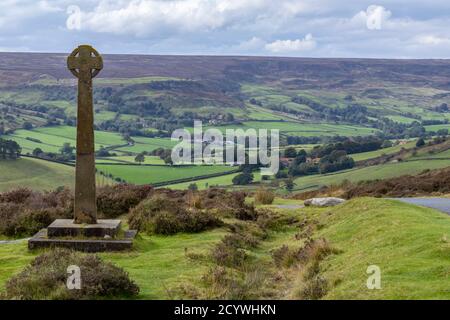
[29,229,137,252]
[47,219,121,238]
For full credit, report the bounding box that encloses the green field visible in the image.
[115,136,176,154]
[2,126,126,154]
[0,158,74,192]
[97,156,165,165]
[293,159,450,191]
[200,121,378,137]
[96,164,236,185]
[165,170,263,190]
[385,115,419,124]
[351,141,417,161]
[424,124,450,132]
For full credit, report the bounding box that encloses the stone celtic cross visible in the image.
[67,45,103,224]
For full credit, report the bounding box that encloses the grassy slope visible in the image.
[313,198,450,299]
[1,198,449,299]
[0,158,74,192]
[293,159,450,191]
[2,126,126,154]
[351,141,416,161]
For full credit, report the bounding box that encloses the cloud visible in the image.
[414,34,450,45]
[70,0,275,36]
[265,34,316,54]
[234,37,266,52]
[353,5,392,30]
[1,0,450,58]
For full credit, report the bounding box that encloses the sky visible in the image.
[1,0,450,58]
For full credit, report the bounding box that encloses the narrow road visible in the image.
[394,198,450,215]
[274,204,304,210]
[0,238,29,245]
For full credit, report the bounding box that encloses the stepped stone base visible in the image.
[28,219,137,252]
[47,219,121,238]
[29,229,137,252]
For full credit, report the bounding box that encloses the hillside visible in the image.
[1,197,449,299]
[314,198,450,299]
[0,158,74,192]
[0,53,449,192]
[1,53,450,134]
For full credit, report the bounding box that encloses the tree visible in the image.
[134,153,145,165]
[284,147,297,158]
[60,143,75,155]
[23,122,33,130]
[285,178,295,192]
[0,138,21,159]
[32,148,44,156]
[232,172,254,185]
[416,138,425,147]
[188,183,198,191]
[96,146,112,157]
[381,140,393,148]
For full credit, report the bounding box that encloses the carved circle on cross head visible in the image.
[67,46,103,79]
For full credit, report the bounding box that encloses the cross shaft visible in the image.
[67,45,103,225]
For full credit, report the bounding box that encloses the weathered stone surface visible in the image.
[47,219,121,238]
[27,46,138,253]
[304,197,346,207]
[67,45,103,224]
[28,228,136,253]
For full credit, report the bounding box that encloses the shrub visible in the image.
[0,188,34,203]
[296,238,337,264]
[232,172,254,185]
[97,184,153,218]
[128,194,223,235]
[297,274,329,300]
[272,245,299,268]
[222,233,259,249]
[212,242,247,268]
[199,189,257,220]
[5,248,139,300]
[0,188,73,237]
[293,239,337,300]
[254,189,275,205]
[256,208,298,231]
[201,266,265,300]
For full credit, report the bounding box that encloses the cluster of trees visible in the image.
[0,138,21,159]
[432,103,449,113]
[308,136,384,158]
[149,148,173,164]
[286,148,355,176]
[31,142,75,162]
[232,166,255,185]
[291,96,372,124]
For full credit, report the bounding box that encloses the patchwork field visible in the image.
[199,121,378,137]
[96,164,236,185]
[115,136,176,154]
[165,171,263,190]
[1,126,127,153]
[293,159,450,191]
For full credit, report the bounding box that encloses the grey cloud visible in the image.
[0,0,449,58]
